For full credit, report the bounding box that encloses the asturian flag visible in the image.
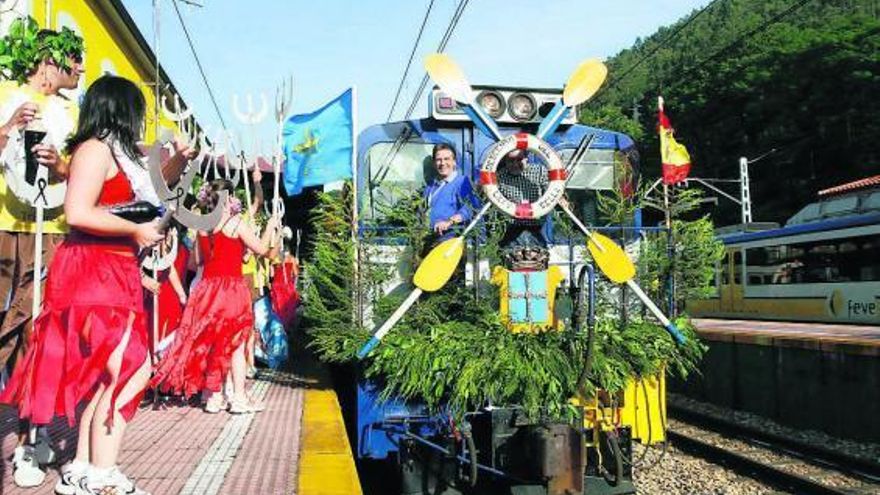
[282,88,354,195]
[658,98,692,185]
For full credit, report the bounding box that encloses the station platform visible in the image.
[676,318,880,443]
[693,318,880,355]
[0,348,362,495]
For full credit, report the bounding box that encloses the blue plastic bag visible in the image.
[253,296,289,369]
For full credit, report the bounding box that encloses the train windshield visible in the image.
[363,141,434,222]
[358,126,633,229]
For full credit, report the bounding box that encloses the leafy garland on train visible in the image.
[304,177,711,419]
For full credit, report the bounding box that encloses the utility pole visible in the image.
[739,156,752,224]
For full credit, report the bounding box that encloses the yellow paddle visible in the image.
[358,56,618,357]
[356,234,471,359]
[424,53,503,141]
[537,59,608,140]
[559,202,687,344]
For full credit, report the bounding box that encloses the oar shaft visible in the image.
[462,104,502,141]
[625,280,686,345]
[559,203,684,345]
[357,288,423,359]
[536,103,569,140]
[459,202,492,238]
[558,203,605,253]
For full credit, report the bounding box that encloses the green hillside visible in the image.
[582,0,879,225]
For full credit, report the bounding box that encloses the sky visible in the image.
[121,0,712,152]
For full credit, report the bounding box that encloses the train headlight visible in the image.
[477,90,505,119]
[508,92,537,121]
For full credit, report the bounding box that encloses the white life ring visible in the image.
[479,132,566,219]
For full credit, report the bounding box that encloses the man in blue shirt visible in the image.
[423,143,479,241]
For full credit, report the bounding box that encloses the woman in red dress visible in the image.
[148,227,190,354]
[0,75,191,495]
[153,179,279,413]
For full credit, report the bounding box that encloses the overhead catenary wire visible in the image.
[170,0,229,133]
[661,0,814,94]
[601,0,723,95]
[595,0,814,106]
[387,0,437,122]
[402,0,470,121]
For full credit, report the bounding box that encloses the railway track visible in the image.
[667,406,880,495]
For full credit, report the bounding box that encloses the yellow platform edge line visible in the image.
[297,386,363,495]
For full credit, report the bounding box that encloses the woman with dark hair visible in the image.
[0,74,192,495]
[153,178,279,414]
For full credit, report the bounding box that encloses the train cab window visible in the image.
[558,148,616,191]
[364,142,435,221]
[558,148,621,226]
[745,233,880,285]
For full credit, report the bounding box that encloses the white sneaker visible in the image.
[80,466,150,495]
[12,445,47,487]
[204,394,228,414]
[54,460,88,495]
[108,467,151,495]
[228,397,266,414]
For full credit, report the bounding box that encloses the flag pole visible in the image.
[350,86,361,328]
[658,96,671,229]
[658,96,675,317]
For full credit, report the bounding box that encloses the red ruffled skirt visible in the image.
[0,238,148,426]
[151,275,253,397]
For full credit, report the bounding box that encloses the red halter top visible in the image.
[68,168,137,252]
[98,170,135,206]
[198,231,244,278]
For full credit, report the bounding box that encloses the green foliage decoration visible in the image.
[639,215,726,311]
[305,186,708,419]
[0,17,84,84]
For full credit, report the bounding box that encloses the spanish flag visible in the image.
[658,97,691,185]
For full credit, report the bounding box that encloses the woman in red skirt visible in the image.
[0,75,190,495]
[153,179,279,414]
[148,226,190,354]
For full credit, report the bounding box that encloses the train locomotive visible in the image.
[318,56,693,495]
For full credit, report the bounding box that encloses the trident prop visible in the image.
[3,130,63,322]
[232,92,269,220]
[271,77,293,246]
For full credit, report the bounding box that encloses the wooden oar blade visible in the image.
[413,237,464,292]
[563,59,608,107]
[587,232,635,284]
[424,53,473,103]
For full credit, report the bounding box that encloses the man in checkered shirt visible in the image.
[497,149,552,247]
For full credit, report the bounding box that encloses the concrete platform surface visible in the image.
[0,369,308,495]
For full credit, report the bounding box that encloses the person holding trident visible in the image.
[1,74,196,495]
[0,19,84,487]
[152,179,281,414]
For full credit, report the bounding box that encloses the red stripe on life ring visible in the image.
[515,133,529,150]
[480,171,497,185]
[514,202,533,219]
[548,169,567,181]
